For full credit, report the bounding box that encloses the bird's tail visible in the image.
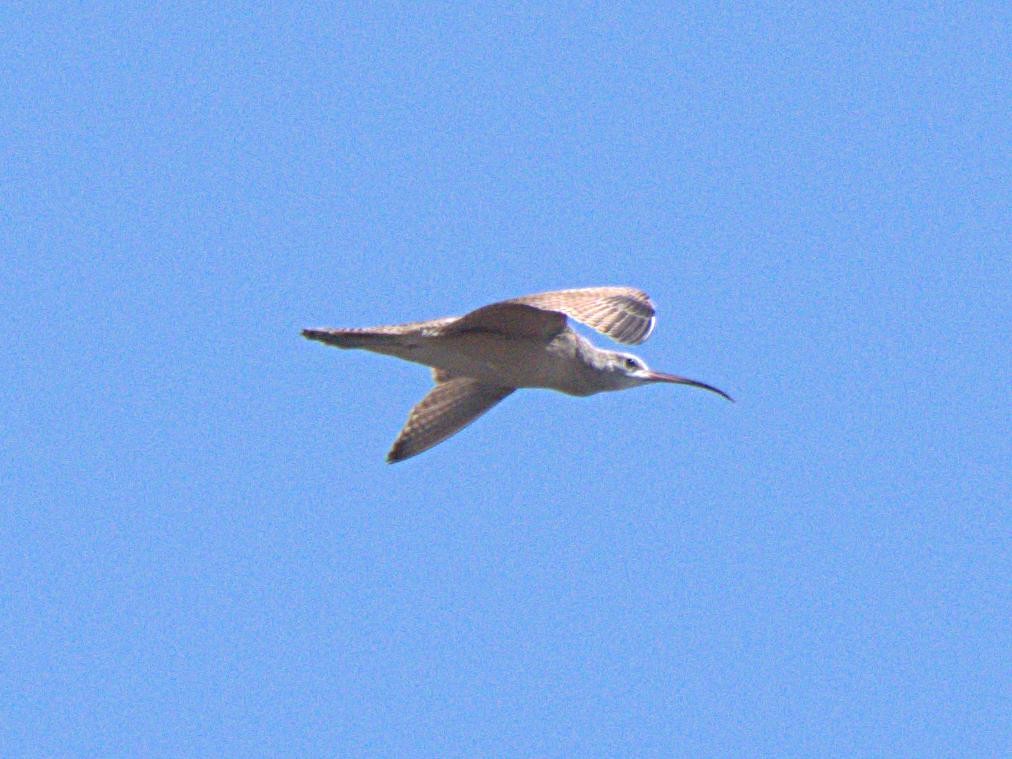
[301,328,404,349]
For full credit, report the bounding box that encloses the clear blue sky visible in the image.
[4,3,1008,757]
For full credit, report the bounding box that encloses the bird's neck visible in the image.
[579,344,612,372]
[569,338,622,395]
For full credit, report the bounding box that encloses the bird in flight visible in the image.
[303,286,732,462]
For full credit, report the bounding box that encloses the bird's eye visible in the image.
[624,357,639,370]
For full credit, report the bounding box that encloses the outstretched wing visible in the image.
[387,378,515,462]
[506,286,656,344]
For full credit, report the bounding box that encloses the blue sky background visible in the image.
[4,3,1008,757]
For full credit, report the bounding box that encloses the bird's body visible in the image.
[303,287,731,462]
[320,327,617,396]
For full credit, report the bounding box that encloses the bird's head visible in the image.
[602,351,734,401]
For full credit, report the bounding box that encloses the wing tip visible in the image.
[386,441,414,463]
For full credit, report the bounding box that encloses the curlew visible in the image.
[303,287,732,462]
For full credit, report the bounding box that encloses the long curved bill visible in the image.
[643,371,734,402]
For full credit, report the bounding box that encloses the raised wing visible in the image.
[506,286,656,344]
[387,378,515,462]
[303,287,655,347]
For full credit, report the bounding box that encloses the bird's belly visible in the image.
[396,334,581,391]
